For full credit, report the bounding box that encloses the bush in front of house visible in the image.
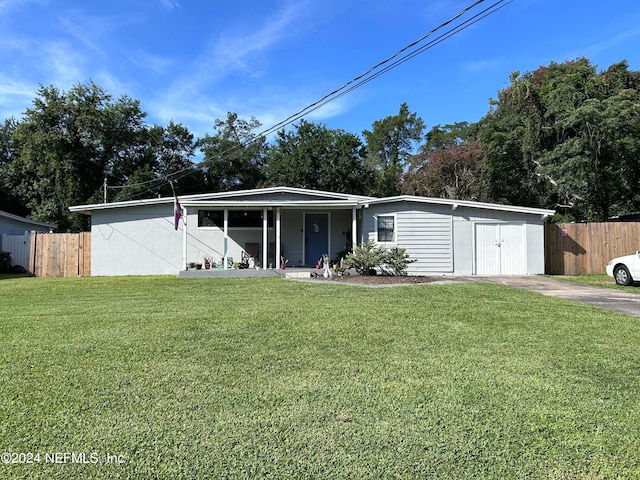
[383,246,417,276]
[344,240,416,276]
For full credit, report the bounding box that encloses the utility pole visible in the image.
[103,178,107,203]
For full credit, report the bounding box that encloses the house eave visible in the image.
[364,196,555,216]
[0,210,57,229]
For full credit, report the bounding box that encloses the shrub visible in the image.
[344,241,417,276]
[383,246,417,276]
[344,240,387,275]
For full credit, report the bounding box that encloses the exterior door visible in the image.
[475,223,525,275]
[304,213,329,266]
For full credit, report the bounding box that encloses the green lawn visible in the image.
[1,276,639,479]
[550,273,640,291]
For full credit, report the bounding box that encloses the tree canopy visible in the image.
[362,102,425,197]
[477,58,640,220]
[264,119,371,194]
[2,59,640,230]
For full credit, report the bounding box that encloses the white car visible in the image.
[606,251,640,286]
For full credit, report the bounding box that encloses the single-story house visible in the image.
[0,210,57,272]
[0,210,56,236]
[69,186,555,277]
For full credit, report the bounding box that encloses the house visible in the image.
[0,210,57,272]
[68,187,555,277]
[0,210,56,236]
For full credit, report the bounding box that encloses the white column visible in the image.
[262,208,268,269]
[275,207,281,269]
[182,207,188,270]
[223,209,229,269]
[352,207,357,250]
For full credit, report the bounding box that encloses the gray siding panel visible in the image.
[397,211,453,274]
[364,204,454,275]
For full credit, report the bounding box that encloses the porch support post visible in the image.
[223,208,229,269]
[262,207,268,269]
[182,207,188,270]
[275,207,281,269]
[351,207,357,250]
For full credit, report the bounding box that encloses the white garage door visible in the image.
[475,223,525,275]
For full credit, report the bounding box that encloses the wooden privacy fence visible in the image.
[29,232,91,277]
[545,222,640,275]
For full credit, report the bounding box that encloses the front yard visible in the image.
[1,276,639,478]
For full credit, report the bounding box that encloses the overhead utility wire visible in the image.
[254,0,508,139]
[282,0,513,123]
[113,0,509,199]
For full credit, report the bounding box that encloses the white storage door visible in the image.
[475,223,525,275]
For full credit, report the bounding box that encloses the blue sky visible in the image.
[1,0,639,141]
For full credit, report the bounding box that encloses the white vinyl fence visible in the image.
[1,232,32,270]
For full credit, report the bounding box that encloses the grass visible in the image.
[1,276,640,479]
[550,273,640,291]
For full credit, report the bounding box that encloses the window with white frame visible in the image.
[377,215,395,242]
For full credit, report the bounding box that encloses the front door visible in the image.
[304,213,329,266]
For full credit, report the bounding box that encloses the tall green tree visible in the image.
[362,103,425,197]
[264,119,370,194]
[0,118,26,215]
[111,120,197,201]
[478,58,640,220]
[198,113,266,192]
[12,83,114,230]
[8,82,183,230]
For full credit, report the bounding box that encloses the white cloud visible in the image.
[0,75,38,119]
[160,0,179,11]
[462,59,500,73]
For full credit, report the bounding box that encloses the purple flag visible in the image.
[174,196,182,230]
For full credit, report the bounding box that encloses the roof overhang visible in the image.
[0,210,57,229]
[68,187,555,218]
[69,187,375,215]
[364,196,555,217]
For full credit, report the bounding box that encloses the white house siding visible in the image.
[91,204,182,276]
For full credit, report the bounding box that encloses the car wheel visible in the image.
[614,265,633,286]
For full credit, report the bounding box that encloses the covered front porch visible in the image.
[180,198,364,272]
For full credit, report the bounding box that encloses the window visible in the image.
[198,210,223,227]
[377,215,395,242]
[198,210,273,228]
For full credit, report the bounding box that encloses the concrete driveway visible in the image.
[470,276,640,317]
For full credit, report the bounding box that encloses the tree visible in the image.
[402,140,483,200]
[198,113,266,192]
[477,58,640,219]
[362,103,425,197]
[0,118,26,216]
[11,83,114,231]
[264,119,370,194]
[8,82,175,230]
[111,120,198,201]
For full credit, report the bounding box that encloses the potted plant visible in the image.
[203,256,212,269]
[195,262,202,270]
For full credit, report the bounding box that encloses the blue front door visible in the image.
[305,213,329,266]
